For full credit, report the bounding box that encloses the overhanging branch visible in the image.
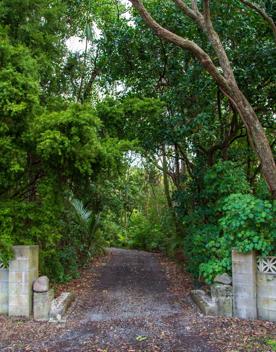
[239,0,276,45]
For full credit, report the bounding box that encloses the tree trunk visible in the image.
[174,144,181,189]
[229,86,276,198]
[161,145,173,210]
[161,145,183,235]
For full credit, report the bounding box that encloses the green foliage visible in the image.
[121,210,166,251]
[198,193,275,283]
[96,97,165,151]
[100,164,175,253]
[69,196,103,256]
[0,3,129,280]
[0,35,39,191]
[48,197,106,282]
[0,38,39,119]
[28,104,103,178]
[176,161,275,283]
[266,339,276,351]
[183,223,223,280]
[220,193,275,254]
[0,0,68,98]
[203,161,251,201]
[0,196,61,272]
[0,206,14,266]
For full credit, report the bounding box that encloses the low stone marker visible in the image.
[33,276,49,293]
[191,290,218,316]
[33,276,53,321]
[33,289,54,321]
[49,292,75,322]
[211,283,233,317]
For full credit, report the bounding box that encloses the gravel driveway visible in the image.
[0,248,275,351]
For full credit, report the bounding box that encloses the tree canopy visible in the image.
[0,0,275,282]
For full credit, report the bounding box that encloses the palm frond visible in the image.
[70,198,92,223]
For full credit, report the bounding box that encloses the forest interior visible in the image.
[0,0,275,351]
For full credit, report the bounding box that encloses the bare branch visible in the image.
[239,0,276,45]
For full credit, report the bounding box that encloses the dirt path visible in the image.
[0,248,275,351]
[46,248,216,351]
[72,248,217,351]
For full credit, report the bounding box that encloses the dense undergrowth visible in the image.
[104,161,275,284]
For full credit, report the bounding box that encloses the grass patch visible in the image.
[266,339,276,351]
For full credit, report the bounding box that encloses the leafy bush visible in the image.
[177,161,275,283]
[219,193,275,254]
[199,194,275,283]
[0,193,105,282]
[0,198,62,271]
[203,160,251,202]
[183,222,222,278]
[121,210,166,251]
[0,71,126,281]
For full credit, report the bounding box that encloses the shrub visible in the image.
[199,194,275,283]
[123,210,166,251]
[219,193,275,255]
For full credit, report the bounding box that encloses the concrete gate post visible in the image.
[0,265,9,314]
[8,246,39,317]
[232,250,257,319]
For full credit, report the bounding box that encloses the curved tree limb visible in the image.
[128,0,230,94]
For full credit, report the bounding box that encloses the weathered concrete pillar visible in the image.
[211,284,233,317]
[0,265,9,314]
[33,289,54,321]
[8,246,39,317]
[257,272,276,322]
[232,250,257,319]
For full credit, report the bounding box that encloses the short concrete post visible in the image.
[33,289,54,321]
[232,250,257,319]
[33,276,52,321]
[211,284,233,317]
[8,246,39,317]
[0,265,9,314]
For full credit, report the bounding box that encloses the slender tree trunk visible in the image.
[77,37,88,102]
[174,144,181,189]
[161,145,183,235]
[161,145,173,210]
